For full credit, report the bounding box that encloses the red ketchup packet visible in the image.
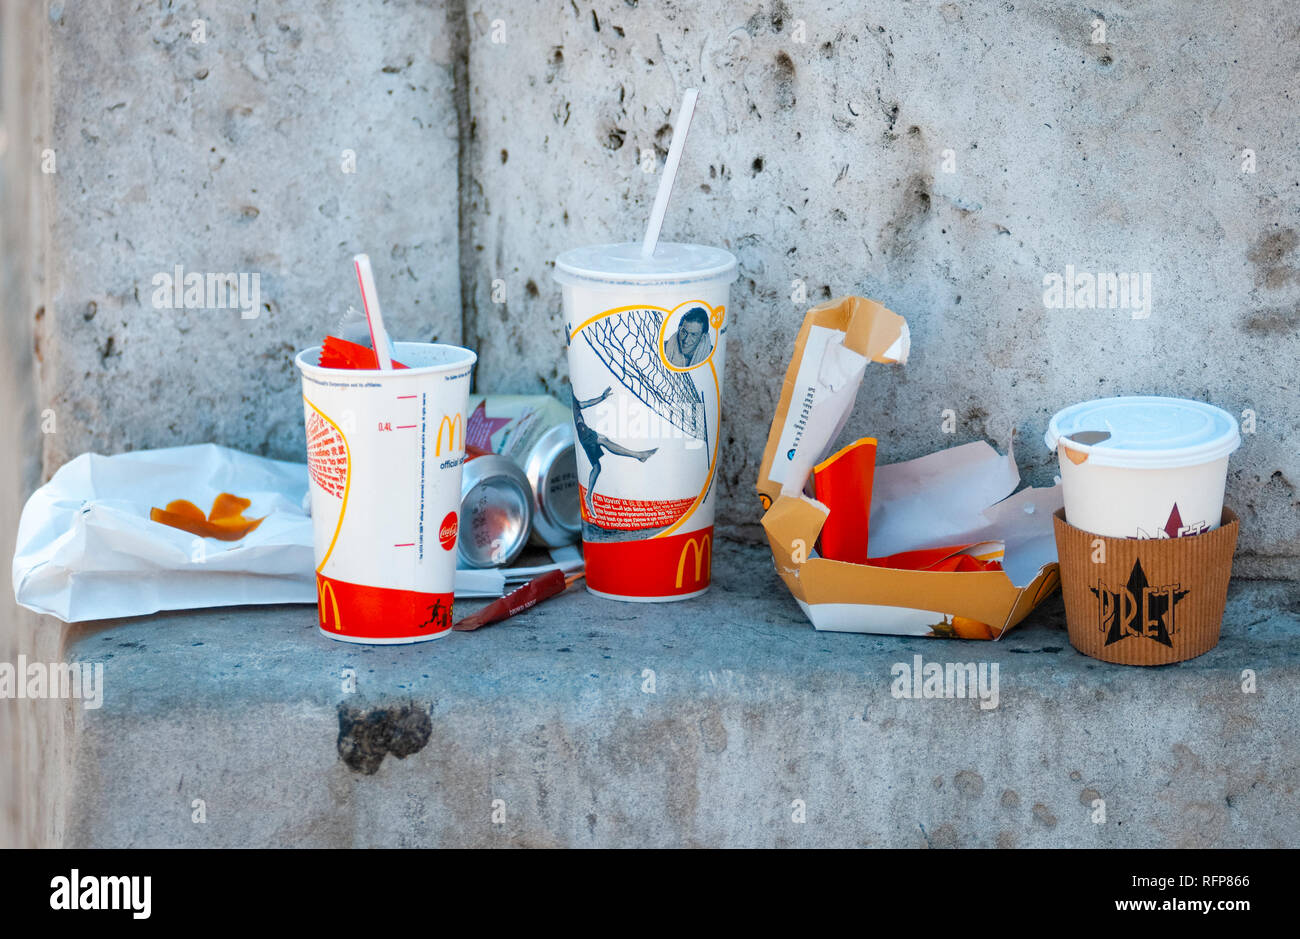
[865,544,1004,573]
[318,335,408,370]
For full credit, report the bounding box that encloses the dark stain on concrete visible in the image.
[1170,742,1202,775]
[1266,469,1295,493]
[746,1,792,36]
[600,122,626,151]
[927,822,959,848]
[654,122,672,159]
[698,711,728,754]
[1244,305,1298,333]
[1246,228,1299,289]
[963,404,989,432]
[337,701,432,775]
[1032,802,1058,828]
[600,712,703,836]
[877,88,901,132]
[954,769,985,799]
[1001,788,1020,809]
[1080,787,1101,806]
[545,46,564,85]
[772,52,797,109]
[883,173,933,258]
[770,0,791,32]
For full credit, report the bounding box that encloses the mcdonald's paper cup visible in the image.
[295,342,476,643]
[555,242,737,601]
[1045,396,1241,540]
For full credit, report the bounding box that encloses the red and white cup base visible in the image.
[581,526,715,603]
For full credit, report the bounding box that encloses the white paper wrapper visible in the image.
[13,444,584,622]
[13,444,316,622]
[868,436,1061,589]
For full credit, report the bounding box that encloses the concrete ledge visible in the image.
[62,540,1300,847]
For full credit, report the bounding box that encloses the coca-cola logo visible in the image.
[438,511,458,551]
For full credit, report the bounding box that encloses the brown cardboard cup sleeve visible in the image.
[1052,508,1238,666]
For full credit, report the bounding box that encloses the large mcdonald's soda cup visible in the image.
[295,342,476,643]
[554,243,738,601]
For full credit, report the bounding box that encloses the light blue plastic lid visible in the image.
[553,242,737,287]
[1044,396,1241,469]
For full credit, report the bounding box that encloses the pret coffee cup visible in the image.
[555,242,737,601]
[296,342,475,643]
[1045,395,1241,539]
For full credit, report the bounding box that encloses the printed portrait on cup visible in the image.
[661,305,715,370]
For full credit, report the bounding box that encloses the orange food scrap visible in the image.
[160,499,206,523]
[208,492,252,520]
[950,615,999,640]
[150,493,264,542]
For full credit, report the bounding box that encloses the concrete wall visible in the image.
[38,0,463,470]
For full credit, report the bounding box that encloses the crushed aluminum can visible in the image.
[465,394,581,548]
[458,450,533,568]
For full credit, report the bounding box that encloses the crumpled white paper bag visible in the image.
[13,444,316,622]
[13,444,586,623]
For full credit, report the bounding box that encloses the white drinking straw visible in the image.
[352,253,393,370]
[640,88,699,259]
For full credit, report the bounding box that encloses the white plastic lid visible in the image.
[1044,396,1241,469]
[553,242,738,287]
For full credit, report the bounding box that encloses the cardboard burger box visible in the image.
[755,296,1063,639]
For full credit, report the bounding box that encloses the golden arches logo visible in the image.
[675,534,713,588]
[317,578,342,632]
[435,413,463,455]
